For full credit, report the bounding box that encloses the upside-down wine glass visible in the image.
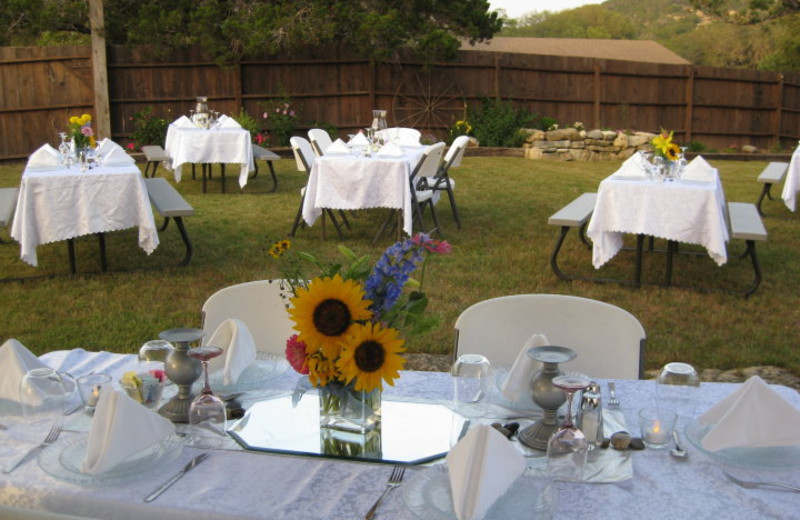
[187,346,226,447]
[546,373,592,482]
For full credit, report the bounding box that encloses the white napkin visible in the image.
[681,156,716,182]
[218,115,241,129]
[349,132,370,146]
[447,424,526,520]
[698,376,800,451]
[172,115,194,128]
[0,339,48,403]
[96,139,122,157]
[206,319,257,385]
[500,333,549,402]
[102,146,135,167]
[612,153,648,180]
[27,144,63,171]
[82,387,175,474]
[377,142,403,157]
[325,138,350,155]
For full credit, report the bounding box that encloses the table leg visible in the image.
[67,239,76,274]
[665,240,677,286]
[220,164,226,193]
[97,233,107,272]
[267,161,278,193]
[634,234,644,288]
[201,164,208,194]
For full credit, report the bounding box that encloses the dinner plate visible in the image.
[38,433,183,486]
[208,353,289,393]
[403,466,556,520]
[685,418,800,469]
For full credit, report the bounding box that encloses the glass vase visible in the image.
[318,382,381,434]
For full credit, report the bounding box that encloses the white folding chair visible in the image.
[420,135,468,229]
[377,127,421,146]
[454,294,646,379]
[409,142,446,233]
[201,280,296,357]
[308,128,333,157]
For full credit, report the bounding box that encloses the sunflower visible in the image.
[289,274,372,359]
[336,322,406,393]
[665,142,681,161]
[269,239,291,259]
[308,354,339,386]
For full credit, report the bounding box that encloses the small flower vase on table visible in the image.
[319,383,381,434]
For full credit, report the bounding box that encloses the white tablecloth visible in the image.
[1,349,799,519]
[9,164,159,266]
[301,148,425,236]
[587,167,729,268]
[165,124,254,189]
[781,144,800,211]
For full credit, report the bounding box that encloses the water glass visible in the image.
[656,362,700,424]
[451,354,492,418]
[19,368,67,426]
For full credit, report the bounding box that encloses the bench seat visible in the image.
[755,161,788,216]
[0,187,18,228]
[143,178,194,266]
[251,144,280,192]
[548,193,597,281]
[728,202,767,297]
[141,145,171,178]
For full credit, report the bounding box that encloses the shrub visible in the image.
[469,98,536,147]
[447,120,473,144]
[259,96,300,147]
[129,107,169,150]
[232,108,262,144]
[687,140,705,152]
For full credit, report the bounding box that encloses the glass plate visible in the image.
[403,466,556,520]
[208,354,289,393]
[685,418,800,469]
[490,369,540,414]
[38,433,183,486]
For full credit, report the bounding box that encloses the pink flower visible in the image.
[126,142,136,151]
[275,108,280,113]
[81,126,93,137]
[429,240,452,254]
[262,112,268,119]
[255,133,264,144]
[285,334,309,374]
[289,110,295,117]
[282,109,288,115]
[149,369,166,382]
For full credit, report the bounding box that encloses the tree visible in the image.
[690,0,800,23]
[500,5,638,39]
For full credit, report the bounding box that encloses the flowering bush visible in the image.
[652,129,681,161]
[69,113,94,149]
[260,96,299,146]
[129,107,169,150]
[270,233,451,393]
[447,120,472,144]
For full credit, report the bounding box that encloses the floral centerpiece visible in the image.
[69,113,95,150]
[651,129,684,179]
[270,233,451,433]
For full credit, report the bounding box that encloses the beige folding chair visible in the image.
[376,127,421,145]
[420,135,468,229]
[454,294,646,379]
[308,128,333,157]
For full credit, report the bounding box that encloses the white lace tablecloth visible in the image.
[587,167,729,268]
[9,164,159,267]
[301,149,424,236]
[165,125,254,189]
[1,349,799,519]
[781,144,800,211]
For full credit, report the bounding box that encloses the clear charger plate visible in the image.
[208,353,289,394]
[38,433,183,486]
[490,369,540,414]
[403,466,556,520]
[685,418,800,469]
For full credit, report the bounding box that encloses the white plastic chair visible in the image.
[454,294,646,379]
[288,136,346,237]
[376,127,421,146]
[421,135,468,229]
[410,142,446,233]
[201,280,296,357]
[308,128,333,157]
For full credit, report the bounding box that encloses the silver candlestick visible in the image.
[518,345,577,451]
[158,327,204,423]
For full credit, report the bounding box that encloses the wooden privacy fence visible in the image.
[2,44,800,161]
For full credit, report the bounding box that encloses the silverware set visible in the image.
[3,423,62,474]
[364,464,405,519]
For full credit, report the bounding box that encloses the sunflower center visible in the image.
[354,340,385,373]
[312,299,351,337]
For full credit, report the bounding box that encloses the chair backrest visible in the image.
[201,280,295,357]
[377,127,421,145]
[443,135,469,171]
[411,142,446,182]
[308,128,333,157]
[454,294,646,379]
[289,136,315,172]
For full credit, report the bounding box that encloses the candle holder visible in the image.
[518,346,577,451]
[157,327,204,423]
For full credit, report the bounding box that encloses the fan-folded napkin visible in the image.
[698,375,800,451]
[611,153,648,180]
[172,115,194,128]
[377,142,403,157]
[681,156,716,183]
[102,147,135,167]
[27,144,63,171]
[95,138,122,157]
[0,339,48,403]
[82,387,175,474]
[349,133,370,146]
[218,115,241,129]
[447,424,526,520]
[206,319,257,385]
[500,333,550,402]
[325,138,350,155]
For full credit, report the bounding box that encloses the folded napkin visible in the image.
[447,424,526,520]
[27,144,63,171]
[102,146,135,167]
[612,153,648,180]
[206,319,257,386]
[0,339,48,404]
[349,132,370,146]
[500,333,549,402]
[82,387,175,474]
[681,156,716,183]
[172,115,194,128]
[325,138,350,155]
[377,142,403,157]
[95,139,122,157]
[217,115,241,129]
[698,376,800,451]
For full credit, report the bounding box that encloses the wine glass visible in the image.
[546,373,591,482]
[187,346,227,447]
[19,368,67,430]
[58,133,70,164]
[656,362,700,426]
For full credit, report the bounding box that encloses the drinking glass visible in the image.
[58,133,71,164]
[546,373,591,482]
[139,339,174,375]
[77,373,111,414]
[19,368,67,428]
[451,354,492,417]
[656,362,700,425]
[187,346,227,447]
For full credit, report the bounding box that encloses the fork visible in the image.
[607,381,620,409]
[724,471,800,492]
[3,424,62,474]
[364,464,405,519]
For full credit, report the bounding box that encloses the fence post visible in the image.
[774,73,784,146]
[89,0,111,139]
[593,63,601,130]
[684,66,694,144]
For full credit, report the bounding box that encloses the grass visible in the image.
[1,156,799,379]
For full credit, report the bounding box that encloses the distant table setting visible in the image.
[781,142,800,211]
[2,330,800,520]
[10,140,159,269]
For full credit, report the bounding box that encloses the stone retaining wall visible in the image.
[522,127,657,162]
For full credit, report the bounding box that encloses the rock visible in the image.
[629,438,646,450]
[546,128,581,141]
[601,130,618,140]
[525,129,545,142]
[627,135,651,147]
[741,145,758,153]
[467,137,479,148]
[610,431,632,450]
[613,133,628,148]
[586,129,604,140]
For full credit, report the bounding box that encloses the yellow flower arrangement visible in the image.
[69,113,95,149]
[652,129,681,161]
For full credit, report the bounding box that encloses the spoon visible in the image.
[670,430,688,460]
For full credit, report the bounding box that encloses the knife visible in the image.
[144,452,210,503]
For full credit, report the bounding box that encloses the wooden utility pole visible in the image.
[89,0,111,139]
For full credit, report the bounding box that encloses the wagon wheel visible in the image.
[392,72,466,138]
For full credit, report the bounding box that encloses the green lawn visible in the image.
[1,155,798,378]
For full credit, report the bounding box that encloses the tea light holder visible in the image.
[639,407,677,449]
[77,373,112,413]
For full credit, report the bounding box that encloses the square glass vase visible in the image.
[318,383,381,434]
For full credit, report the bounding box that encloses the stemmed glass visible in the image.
[58,132,71,165]
[546,373,592,482]
[187,346,226,447]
